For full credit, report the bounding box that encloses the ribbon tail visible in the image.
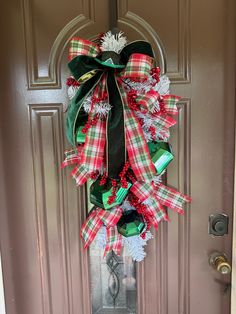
[162,95,181,116]
[130,181,153,202]
[130,181,168,228]
[81,210,103,249]
[106,72,126,178]
[156,184,191,214]
[62,148,90,185]
[100,206,123,256]
[145,195,169,227]
[120,88,156,182]
[81,118,106,172]
[70,164,90,186]
[104,226,122,257]
[98,206,123,226]
[61,148,80,168]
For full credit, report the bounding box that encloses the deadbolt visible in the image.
[209,214,228,236]
[209,252,231,275]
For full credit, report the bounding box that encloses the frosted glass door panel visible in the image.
[90,244,137,314]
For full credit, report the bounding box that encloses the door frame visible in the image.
[231,129,236,312]
[0,253,6,314]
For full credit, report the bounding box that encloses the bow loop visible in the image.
[121,53,153,79]
[97,206,123,227]
[81,206,123,254]
[137,90,160,112]
[68,37,100,61]
[68,55,102,84]
[66,38,157,179]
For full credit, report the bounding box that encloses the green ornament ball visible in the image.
[117,210,145,237]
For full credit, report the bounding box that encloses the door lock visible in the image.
[209,214,228,236]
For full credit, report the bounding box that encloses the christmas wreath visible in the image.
[62,31,191,261]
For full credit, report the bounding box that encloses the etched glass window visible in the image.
[90,243,137,314]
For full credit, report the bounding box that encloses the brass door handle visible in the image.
[209,252,231,275]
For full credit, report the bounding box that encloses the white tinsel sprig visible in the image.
[135,111,158,142]
[122,75,170,96]
[135,111,170,142]
[153,75,170,95]
[121,199,136,212]
[82,95,111,117]
[82,96,92,112]
[95,102,112,117]
[100,31,127,53]
[152,171,165,185]
[94,226,106,248]
[123,232,153,262]
[67,85,79,100]
[94,226,153,262]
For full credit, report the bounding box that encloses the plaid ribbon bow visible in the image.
[61,147,90,185]
[81,206,123,256]
[131,180,191,228]
[66,37,157,183]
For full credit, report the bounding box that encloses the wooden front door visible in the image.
[0,0,235,313]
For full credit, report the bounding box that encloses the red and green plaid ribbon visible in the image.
[122,53,153,79]
[144,196,168,228]
[81,118,106,171]
[131,181,167,228]
[68,37,100,61]
[130,181,152,201]
[137,90,159,112]
[70,164,90,185]
[78,76,106,174]
[153,115,176,140]
[162,95,180,115]
[156,184,191,214]
[61,148,80,167]
[62,103,106,184]
[119,86,156,182]
[154,115,176,130]
[81,206,123,255]
[131,180,191,226]
[61,147,90,185]
[105,226,122,256]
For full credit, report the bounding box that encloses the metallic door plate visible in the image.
[209,214,229,236]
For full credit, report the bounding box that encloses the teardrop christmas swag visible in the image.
[62,31,191,262]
